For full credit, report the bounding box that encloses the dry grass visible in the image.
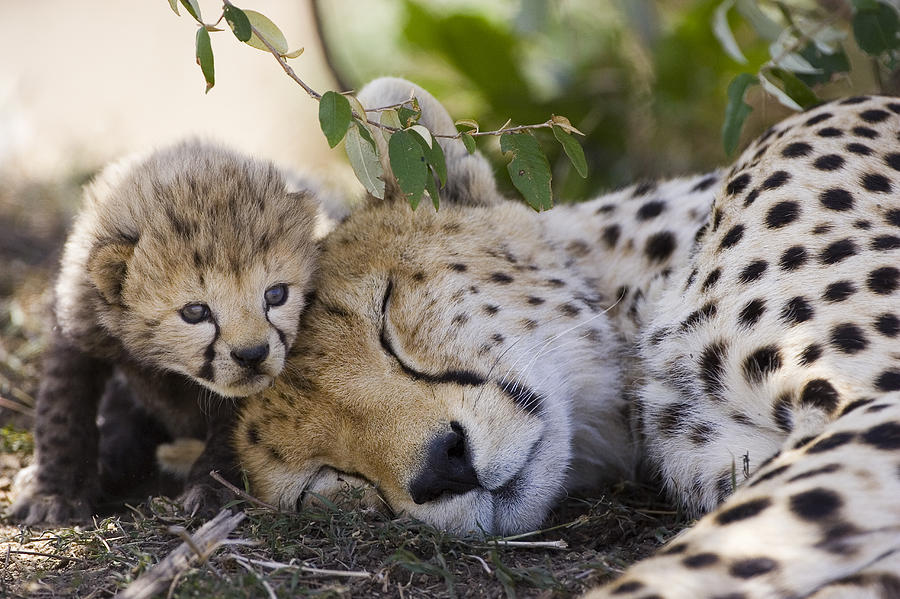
[0,174,690,598]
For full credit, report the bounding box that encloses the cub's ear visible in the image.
[356,77,501,207]
[87,238,136,305]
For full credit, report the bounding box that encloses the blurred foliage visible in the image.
[317,0,900,201]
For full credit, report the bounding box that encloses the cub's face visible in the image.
[236,201,630,534]
[80,141,320,397]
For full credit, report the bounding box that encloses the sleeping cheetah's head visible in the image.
[235,79,634,534]
[58,141,321,397]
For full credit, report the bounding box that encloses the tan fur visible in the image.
[10,140,322,524]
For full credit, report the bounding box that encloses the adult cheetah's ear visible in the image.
[356,77,501,207]
[86,236,136,305]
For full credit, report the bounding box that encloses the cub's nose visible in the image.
[231,343,270,368]
[409,422,480,504]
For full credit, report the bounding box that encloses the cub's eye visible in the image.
[179,303,210,324]
[265,284,288,307]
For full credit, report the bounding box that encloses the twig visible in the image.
[0,394,35,417]
[227,554,373,578]
[5,549,86,564]
[115,509,246,599]
[208,470,278,512]
[231,555,278,599]
[464,553,492,575]
[490,539,568,549]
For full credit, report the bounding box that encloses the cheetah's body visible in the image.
[239,81,900,598]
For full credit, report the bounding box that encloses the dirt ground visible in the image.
[0,174,688,598]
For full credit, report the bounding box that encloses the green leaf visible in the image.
[409,127,447,186]
[380,109,403,142]
[179,0,201,22]
[461,133,476,154]
[722,73,757,156]
[319,91,352,149]
[195,27,215,93]
[734,0,781,41]
[223,5,251,42]
[355,118,378,151]
[397,104,421,128]
[243,9,289,54]
[345,124,385,200]
[167,0,179,16]
[425,168,440,210]
[388,129,428,205]
[852,0,900,55]
[759,71,802,111]
[500,131,552,211]
[768,68,819,109]
[552,125,588,178]
[796,42,850,86]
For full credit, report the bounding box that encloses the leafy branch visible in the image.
[168,0,587,211]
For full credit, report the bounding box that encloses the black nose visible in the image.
[231,343,269,368]
[409,422,480,504]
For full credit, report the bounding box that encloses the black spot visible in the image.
[520,318,538,330]
[726,173,751,195]
[840,96,869,105]
[692,175,718,192]
[498,380,544,415]
[738,298,766,328]
[889,102,900,113]
[846,142,873,155]
[449,263,468,272]
[862,173,892,192]
[482,304,499,316]
[637,200,666,220]
[793,435,817,449]
[823,281,856,302]
[645,231,677,262]
[765,201,800,229]
[867,266,899,294]
[602,224,621,248]
[742,345,782,384]
[412,271,426,282]
[719,224,745,250]
[246,423,261,445]
[773,393,793,432]
[558,303,581,317]
[805,112,832,125]
[451,313,469,326]
[806,434,855,454]
[701,268,721,292]
[813,154,845,171]
[820,188,854,211]
[860,108,890,123]
[781,296,814,325]
[779,245,808,270]
[546,278,565,288]
[683,552,720,568]
[526,296,544,306]
[790,487,842,521]
[681,302,717,330]
[700,341,728,396]
[860,421,900,448]
[873,235,900,250]
[661,543,688,556]
[738,260,767,284]
[633,181,657,196]
[782,142,812,158]
[887,209,900,228]
[852,126,879,138]
[712,208,723,231]
[490,272,513,284]
[658,401,690,437]
[817,127,843,137]
[688,422,715,445]
[730,558,777,579]
[595,203,616,214]
[855,219,872,230]
[610,580,644,594]
[799,378,840,413]
[750,464,790,487]
[741,188,759,208]
[840,398,874,416]
[821,239,858,264]
[875,313,900,337]
[685,268,698,290]
[885,153,900,172]
[716,497,772,524]
[875,370,900,392]
[761,170,790,189]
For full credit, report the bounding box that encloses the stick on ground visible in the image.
[115,509,246,599]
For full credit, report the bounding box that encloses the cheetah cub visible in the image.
[9,140,322,524]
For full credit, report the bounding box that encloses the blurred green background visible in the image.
[317,0,889,201]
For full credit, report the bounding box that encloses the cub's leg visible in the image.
[8,329,110,524]
[179,403,242,518]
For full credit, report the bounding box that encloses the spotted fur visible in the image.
[9,141,322,524]
[239,81,900,597]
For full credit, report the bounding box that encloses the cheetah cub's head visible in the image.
[66,141,322,397]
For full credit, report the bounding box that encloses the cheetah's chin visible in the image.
[210,373,275,398]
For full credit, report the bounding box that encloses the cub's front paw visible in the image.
[7,491,94,525]
[179,483,234,519]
